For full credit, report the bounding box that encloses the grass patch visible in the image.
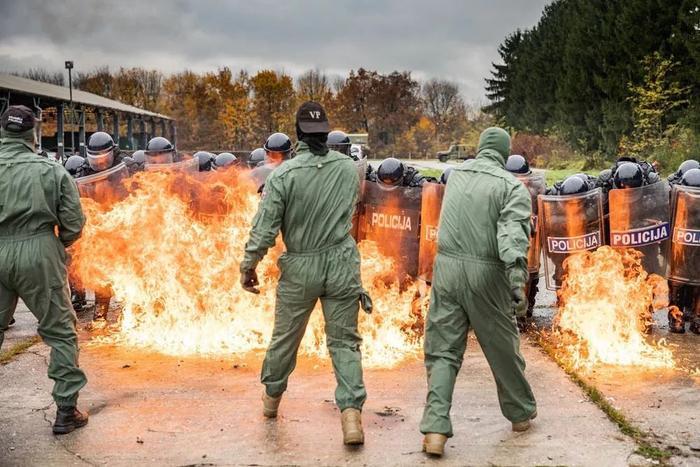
[418,168,442,179]
[0,336,40,365]
[535,335,673,464]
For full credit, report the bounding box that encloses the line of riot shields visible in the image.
[76,155,699,292]
[353,171,698,294]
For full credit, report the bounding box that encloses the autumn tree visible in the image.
[422,79,467,145]
[249,70,295,141]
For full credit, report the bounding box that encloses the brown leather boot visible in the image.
[423,433,447,456]
[262,391,282,418]
[53,406,88,435]
[512,410,538,432]
[341,408,364,445]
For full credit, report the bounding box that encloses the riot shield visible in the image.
[668,185,700,286]
[517,173,547,274]
[358,181,422,278]
[417,182,444,282]
[248,163,277,193]
[609,182,671,277]
[538,188,604,290]
[350,159,368,240]
[75,162,129,206]
[145,157,199,173]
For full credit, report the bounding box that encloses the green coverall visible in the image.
[241,141,367,411]
[0,133,87,407]
[420,127,537,437]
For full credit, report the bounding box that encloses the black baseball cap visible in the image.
[1,105,35,133]
[296,101,330,133]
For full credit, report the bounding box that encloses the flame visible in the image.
[554,246,674,369]
[70,168,424,368]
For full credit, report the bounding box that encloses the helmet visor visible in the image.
[86,148,114,172]
[146,151,174,164]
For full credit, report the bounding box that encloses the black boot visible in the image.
[53,406,88,435]
[690,319,700,335]
[668,307,686,334]
[71,289,87,312]
[93,300,109,321]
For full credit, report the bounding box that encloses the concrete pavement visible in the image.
[1,304,636,466]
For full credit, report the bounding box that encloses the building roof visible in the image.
[0,73,171,120]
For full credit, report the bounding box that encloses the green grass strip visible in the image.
[535,334,673,464]
[0,335,41,365]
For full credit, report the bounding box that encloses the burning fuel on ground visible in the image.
[70,167,427,369]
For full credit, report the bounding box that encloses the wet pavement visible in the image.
[1,303,637,466]
[530,286,700,465]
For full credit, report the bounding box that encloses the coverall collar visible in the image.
[0,137,36,157]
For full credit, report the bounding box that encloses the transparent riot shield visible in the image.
[145,157,199,173]
[417,182,444,282]
[351,159,368,240]
[668,185,700,286]
[517,173,547,274]
[609,182,671,277]
[75,162,130,206]
[538,188,605,290]
[358,181,422,278]
[248,163,277,193]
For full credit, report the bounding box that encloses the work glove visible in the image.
[359,290,373,314]
[240,268,260,294]
[511,286,528,317]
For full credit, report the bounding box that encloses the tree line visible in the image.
[14,66,492,157]
[485,0,699,170]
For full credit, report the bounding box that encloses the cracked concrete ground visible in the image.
[1,303,637,466]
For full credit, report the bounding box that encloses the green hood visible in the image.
[476,127,511,166]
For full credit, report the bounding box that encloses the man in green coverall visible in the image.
[420,127,537,456]
[240,101,367,445]
[0,105,88,434]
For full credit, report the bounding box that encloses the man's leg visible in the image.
[419,257,469,438]
[467,266,536,424]
[260,291,317,398]
[15,235,87,408]
[689,286,700,335]
[320,295,366,411]
[0,280,19,347]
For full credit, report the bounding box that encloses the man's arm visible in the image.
[240,175,286,272]
[57,169,86,248]
[497,182,532,290]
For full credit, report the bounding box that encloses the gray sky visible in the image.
[0,0,549,103]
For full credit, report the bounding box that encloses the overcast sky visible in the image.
[0,0,549,103]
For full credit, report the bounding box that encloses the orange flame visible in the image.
[554,246,674,369]
[70,169,425,368]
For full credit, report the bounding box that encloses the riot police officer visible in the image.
[194,151,215,171]
[65,132,128,321]
[669,168,700,334]
[375,157,434,187]
[327,130,352,156]
[247,147,266,169]
[668,159,699,186]
[505,155,543,321]
[263,132,293,166]
[144,136,178,164]
[440,167,454,184]
[213,152,238,170]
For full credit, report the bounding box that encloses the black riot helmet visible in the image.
[440,166,454,184]
[145,136,175,164]
[613,162,644,189]
[132,150,146,165]
[327,130,352,156]
[213,152,237,170]
[64,155,86,176]
[560,175,589,195]
[248,148,266,168]
[193,151,214,171]
[86,131,116,172]
[263,133,293,161]
[377,158,405,186]
[598,168,613,184]
[678,160,700,177]
[681,168,700,187]
[505,154,529,175]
